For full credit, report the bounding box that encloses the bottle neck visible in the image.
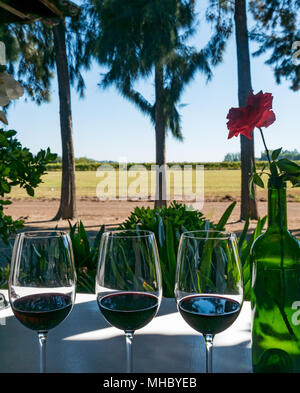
[267,183,287,230]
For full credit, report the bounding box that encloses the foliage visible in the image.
[0,128,56,244]
[90,0,217,207]
[0,264,10,289]
[0,203,269,299]
[45,160,274,172]
[205,0,233,64]
[119,200,237,297]
[258,149,300,162]
[249,0,300,91]
[250,147,300,196]
[254,146,300,189]
[89,0,213,144]
[224,152,241,162]
[0,221,104,291]
[1,3,97,219]
[1,2,95,104]
[68,220,105,293]
[238,215,267,301]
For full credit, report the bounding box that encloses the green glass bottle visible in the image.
[251,177,300,373]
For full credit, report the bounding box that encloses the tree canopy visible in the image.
[91,0,220,139]
[249,0,300,91]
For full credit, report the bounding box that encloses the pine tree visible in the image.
[91,0,213,207]
[1,3,95,219]
[207,0,258,220]
[249,0,300,91]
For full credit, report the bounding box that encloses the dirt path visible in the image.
[4,197,300,236]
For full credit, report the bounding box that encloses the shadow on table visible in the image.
[46,333,251,373]
[0,298,251,373]
[0,329,251,373]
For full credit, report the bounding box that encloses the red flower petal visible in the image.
[226,90,276,139]
[261,93,273,111]
[240,126,255,140]
[246,90,260,107]
[227,107,255,139]
[256,110,276,128]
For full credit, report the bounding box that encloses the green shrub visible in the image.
[119,201,237,297]
[45,161,279,171]
[0,204,267,299]
[0,128,56,244]
[0,265,10,289]
[68,221,105,293]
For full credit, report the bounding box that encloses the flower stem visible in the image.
[258,127,271,165]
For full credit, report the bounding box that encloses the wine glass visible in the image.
[8,231,76,373]
[175,230,243,373]
[96,229,162,373]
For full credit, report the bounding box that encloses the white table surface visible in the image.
[0,291,252,373]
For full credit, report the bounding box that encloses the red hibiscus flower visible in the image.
[226,90,276,140]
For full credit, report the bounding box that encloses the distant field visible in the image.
[8,169,300,201]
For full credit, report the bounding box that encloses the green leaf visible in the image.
[277,158,300,174]
[92,225,105,249]
[5,130,17,138]
[68,220,77,239]
[288,174,300,187]
[0,199,12,206]
[2,167,10,176]
[270,161,279,177]
[0,181,10,194]
[25,185,34,197]
[271,148,282,161]
[91,225,105,265]
[156,213,165,248]
[79,220,90,254]
[253,173,264,188]
[238,215,250,250]
[165,218,177,287]
[216,201,236,230]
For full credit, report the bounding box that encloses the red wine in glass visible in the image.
[175,230,243,373]
[12,293,73,332]
[9,231,76,373]
[96,230,162,373]
[178,295,241,335]
[97,292,159,331]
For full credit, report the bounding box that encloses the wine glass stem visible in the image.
[125,331,134,373]
[204,334,214,373]
[38,332,47,373]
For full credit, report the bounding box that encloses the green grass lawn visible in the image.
[8,169,300,200]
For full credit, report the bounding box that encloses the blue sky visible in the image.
[3,5,300,163]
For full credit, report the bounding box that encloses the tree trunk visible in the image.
[52,19,77,220]
[154,63,167,208]
[234,0,258,220]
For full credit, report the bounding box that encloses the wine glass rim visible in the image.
[181,230,236,240]
[17,230,69,239]
[103,229,155,238]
